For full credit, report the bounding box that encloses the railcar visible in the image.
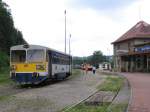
[10,44,72,84]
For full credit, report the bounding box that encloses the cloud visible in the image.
[3,0,150,56]
[67,0,137,11]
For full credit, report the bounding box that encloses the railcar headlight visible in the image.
[36,64,45,70]
[11,65,17,71]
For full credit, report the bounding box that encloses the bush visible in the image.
[0,51,9,70]
[97,76,124,92]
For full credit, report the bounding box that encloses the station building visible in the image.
[112,21,150,72]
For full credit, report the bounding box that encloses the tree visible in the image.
[0,0,26,54]
[91,51,104,68]
[0,1,27,70]
[72,57,83,65]
[0,51,9,70]
[72,51,107,68]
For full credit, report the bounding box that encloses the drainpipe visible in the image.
[147,55,149,72]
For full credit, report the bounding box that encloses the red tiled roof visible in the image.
[112,21,150,44]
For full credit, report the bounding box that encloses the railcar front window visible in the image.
[27,50,45,62]
[11,50,26,62]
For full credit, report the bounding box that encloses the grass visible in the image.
[69,69,81,79]
[108,103,128,112]
[0,67,15,102]
[0,95,11,101]
[97,76,124,92]
[64,103,109,112]
[63,75,125,112]
[0,67,13,85]
[63,102,128,112]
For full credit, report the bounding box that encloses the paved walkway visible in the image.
[122,73,150,112]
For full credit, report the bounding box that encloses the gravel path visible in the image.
[0,84,27,97]
[122,73,150,112]
[0,71,105,112]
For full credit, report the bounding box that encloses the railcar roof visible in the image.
[10,44,71,56]
[10,45,48,50]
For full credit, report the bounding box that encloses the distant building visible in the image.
[99,62,111,71]
[112,21,150,72]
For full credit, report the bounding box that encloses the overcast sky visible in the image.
[3,0,150,56]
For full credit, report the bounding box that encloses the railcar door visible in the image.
[48,51,52,79]
[69,56,72,75]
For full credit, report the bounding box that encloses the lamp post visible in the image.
[64,10,66,53]
[69,34,71,55]
[69,34,72,74]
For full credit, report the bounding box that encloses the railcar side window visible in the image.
[11,50,26,62]
[51,52,71,65]
[53,56,59,64]
[27,50,45,62]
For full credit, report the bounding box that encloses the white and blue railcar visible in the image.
[10,44,72,84]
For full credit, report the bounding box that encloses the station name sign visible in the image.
[135,45,150,52]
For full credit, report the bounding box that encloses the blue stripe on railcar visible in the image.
[12,73,47,84]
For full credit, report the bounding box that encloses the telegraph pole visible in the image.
[64,10,66,53]
[69,34,71,55]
